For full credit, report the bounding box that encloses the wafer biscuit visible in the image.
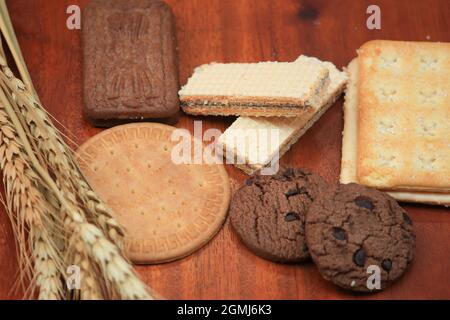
[340,58,450,206]
[218,59,348,174]
[179,55,330,117]
[357,40,450,192]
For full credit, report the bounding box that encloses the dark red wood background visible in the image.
[0,0,449,299]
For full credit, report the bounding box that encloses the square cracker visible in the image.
[341,58,450,206]
[357,40,450,192]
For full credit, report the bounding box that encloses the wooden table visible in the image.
[0,0,449,300]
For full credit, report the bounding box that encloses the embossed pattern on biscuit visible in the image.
[83,0,180,121]
[105,12,155,108]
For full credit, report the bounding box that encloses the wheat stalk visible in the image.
[0,2,123,247]
[0,1,124,247]
[2,79,153,299]
[1,73,153,299]
[0,107,64,299]
[11,83,124,246]
[0,2,156,300]
[0,71,125,246]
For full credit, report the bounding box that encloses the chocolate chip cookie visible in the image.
[230,168,328,263]
[305,183,415,292]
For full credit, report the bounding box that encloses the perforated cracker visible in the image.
[357,40,450,192]
[341,57,450,206]
[179,55,330,117]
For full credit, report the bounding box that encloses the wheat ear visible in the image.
[0,68,125,248]
[33,229,64,300]
[69,239,104,300]
[0,107,65,299]
[0,11,125,247]
[1,80,152,299]
[0,4,156,299]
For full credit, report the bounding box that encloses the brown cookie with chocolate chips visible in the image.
[305,183,415,292]
[230,168,328,263]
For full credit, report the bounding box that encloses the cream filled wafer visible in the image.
[179,55,330,117]
[218,58,347,174]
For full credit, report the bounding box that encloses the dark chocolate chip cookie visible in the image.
[305,183,415,292]
[230,168,328,263]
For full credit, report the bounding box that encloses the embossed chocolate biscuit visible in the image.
[229,168,328,263]
[83,0,180,126]
[76,123,230,264]
[305,183,415,292]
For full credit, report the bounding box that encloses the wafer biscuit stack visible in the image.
[180,55,347,174]
[341,40,450,206]
[217,59,348,174]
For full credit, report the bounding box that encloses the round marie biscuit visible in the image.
[230,168,328,263]
[76,123,230,264]
[305,183,415,292]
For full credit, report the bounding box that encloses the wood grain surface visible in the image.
[0,0,449,300]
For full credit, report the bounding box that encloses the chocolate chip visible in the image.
[285,188,299,197]
[355,196,374,210]
[284,212,300,222]
[245,178,254,186]
[382,259,392,272]
[402,212,412,225]
[353,249,366,267]
[332,227,346,241]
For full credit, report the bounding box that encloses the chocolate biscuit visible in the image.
[229,168,328,263]
[305,183,415,292]
[83,0,180,126]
